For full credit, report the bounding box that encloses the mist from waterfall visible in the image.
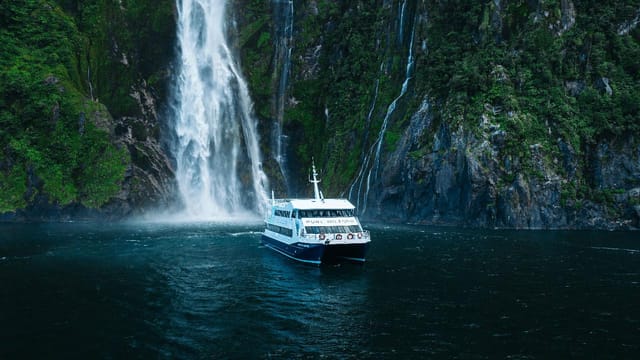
[170,0,268,219]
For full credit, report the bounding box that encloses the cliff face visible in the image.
[65,0,179,218]
[238,0,640,229]
[373,101,640,229]
[0,0,176,220]
[3,0,639,228]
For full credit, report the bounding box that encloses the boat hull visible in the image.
[261,234,325,265]
[322,242,369,263]
[261,234,369,265]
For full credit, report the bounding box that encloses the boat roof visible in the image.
[274,198,355,210]
[270,160,357,211]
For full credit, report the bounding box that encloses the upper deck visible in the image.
[266,160,361,226]
[268,198,357,223]
[272,198,354,211]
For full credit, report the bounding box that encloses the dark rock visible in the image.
[617,8,640,35]
[490,0,504,43]
[565,80,585,96]
[78,112,86,135]
[560,0,576,33]
[44,75,59,85]
[109,115,176,217]
[491,130,506,148]
[587,138,640,190]
[558,138,576,179]
[363,100,639,230]
[595,77,613,96]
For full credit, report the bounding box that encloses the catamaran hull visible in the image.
[261,235,325,265]
[261,235,369,265]
[322,243,369,263]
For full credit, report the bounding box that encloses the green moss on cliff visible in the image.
[232,0,640,219]
[235,0,273,120]
[0,0,136,212]
[61,0,175,117]
[418,0,640,156]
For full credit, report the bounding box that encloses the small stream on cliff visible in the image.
[2,222,638,358]
[349,3,417,216]
[272,0,294,194]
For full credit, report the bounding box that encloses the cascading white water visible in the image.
[349,12,416,215]
[371,26,415,181]
[171,0,268,219]
[398,0,407,44]
[348,77,380,211]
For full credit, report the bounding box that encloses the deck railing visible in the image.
[300,230,370,242]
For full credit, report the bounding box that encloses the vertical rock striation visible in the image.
[236,0,640,230]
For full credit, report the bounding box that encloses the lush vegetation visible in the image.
[416,0,640,206]
[0,0,174,213]
[2,0,639,218]
[0,1,118,211]
[419,0,640,147]
[237,0,640,200]
[265,0,420,192]
[236,0,274,121]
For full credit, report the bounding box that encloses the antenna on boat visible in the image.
[310,158,323,201]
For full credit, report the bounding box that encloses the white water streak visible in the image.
[172,0,268,219]
[350,12,416,215]
[398,0,407,44]
[348,78,379,213]
[273,0,294,192]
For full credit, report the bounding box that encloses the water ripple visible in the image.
[1,223,639,359]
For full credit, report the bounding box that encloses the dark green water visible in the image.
[1,222,638,359]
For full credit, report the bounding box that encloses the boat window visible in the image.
[304,225,362,234]
[298,209,355,218]
[274,210,291,218]
[266,223,293,237]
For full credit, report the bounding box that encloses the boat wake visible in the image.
[131,210,263,225]
[590,246,640,254]
[228,231,262,237]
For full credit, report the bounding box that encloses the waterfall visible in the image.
[170,0,268,219]
[348,78,379,212]
[372,26,415,181]
[272,0,294,193]
[349,12,416,216]
[398,0,407,44]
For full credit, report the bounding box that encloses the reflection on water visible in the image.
[1,222,638,358]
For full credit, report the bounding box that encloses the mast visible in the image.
[310,159,323,200]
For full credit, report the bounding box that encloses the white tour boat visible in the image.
[262,162,371,265]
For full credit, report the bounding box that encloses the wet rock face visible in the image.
[595,77,613,96]
[365,99,639,230]
[565,80,586,97]
[588,139,640,201]
[85,79,176,219]
[4,96,176,221]
[110,114,176,217]
[588,140,640,190]
[560,0,576,33]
